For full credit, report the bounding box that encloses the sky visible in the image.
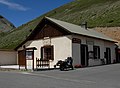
[0,0,73,27]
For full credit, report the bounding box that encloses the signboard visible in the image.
[86,40,94,45]
[43,37,51,46]
[26,51,33,60]
[72,38,81,43]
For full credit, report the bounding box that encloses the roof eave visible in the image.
[72,33,117,43]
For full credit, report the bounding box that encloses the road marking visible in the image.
[21,72,32,75]
[21,72,96,84]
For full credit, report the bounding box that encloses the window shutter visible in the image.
[41,47,43,60]
[51,46,54,60]
[93,46,96,59]
[98,47,100,59]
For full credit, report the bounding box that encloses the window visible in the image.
[93,46,100,59]
[41,46,54,60]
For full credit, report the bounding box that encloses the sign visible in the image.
[86,40,94,45]
[72,38,81,43]
[43,37,51,45]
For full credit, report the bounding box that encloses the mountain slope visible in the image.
[0,15,15,32]
[0,0,120,49]
[49,0,120,27]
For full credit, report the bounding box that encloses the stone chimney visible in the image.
[81,21,87,29]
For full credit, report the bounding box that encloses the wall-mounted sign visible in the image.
[86,40,94,45]
[88,51,94,59]
[26,51,33,60]
[72,38,81,43]
[43,37,51,46]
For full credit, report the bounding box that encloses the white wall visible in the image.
[17,34,116,69]
[51,36,72,68]
[18,36,72,69]
[72,35,116,66]
[0,51,17,65]
[104,41,116,63]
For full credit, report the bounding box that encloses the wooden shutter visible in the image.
[51,46,54,60]
[41,47,43,60]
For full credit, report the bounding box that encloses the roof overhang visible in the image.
[24,47,37,50]
[72,33,117,43]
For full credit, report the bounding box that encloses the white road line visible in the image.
[21,72,97,84]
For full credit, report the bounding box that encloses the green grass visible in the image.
[0,15,15,32]
[0,0,120,49]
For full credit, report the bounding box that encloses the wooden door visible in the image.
[18,50,26,67]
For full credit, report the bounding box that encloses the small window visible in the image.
[93,46,100,59]
[41,46,54,60]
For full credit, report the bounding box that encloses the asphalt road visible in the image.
[0,64,120,88]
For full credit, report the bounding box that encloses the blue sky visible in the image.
[0,0,73,27]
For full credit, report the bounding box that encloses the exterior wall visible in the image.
[104,41,116,63]
[51,36,72,68]
[17,34,116,69]
[0,51,17,65]
[18,35,72,69]
[72,35,116,66]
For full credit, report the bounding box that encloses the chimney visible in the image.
[81,21,87,29]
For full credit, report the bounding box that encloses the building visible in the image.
[95,27,120,63]
[15,17,117,70]
[0,49,17,65]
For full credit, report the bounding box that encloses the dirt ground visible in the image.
[95,27,120,45]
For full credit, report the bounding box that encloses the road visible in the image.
[0,64,120,88]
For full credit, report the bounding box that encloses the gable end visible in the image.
[29,19,71,40]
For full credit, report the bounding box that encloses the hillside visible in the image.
[95,27,120,45]
[0,15,15,32]
[0,0,120,49]
[0,15,15,38]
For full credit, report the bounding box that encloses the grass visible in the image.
[0,0,120,49]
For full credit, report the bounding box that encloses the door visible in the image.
[81,44,88,66]
[105,48,111,64]
[18,50,26,68]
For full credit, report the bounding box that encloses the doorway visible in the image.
[18,50,26,69]
[81,44,88,66]
[105,48,111,64]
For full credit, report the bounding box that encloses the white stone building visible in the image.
[15,17,117,70]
